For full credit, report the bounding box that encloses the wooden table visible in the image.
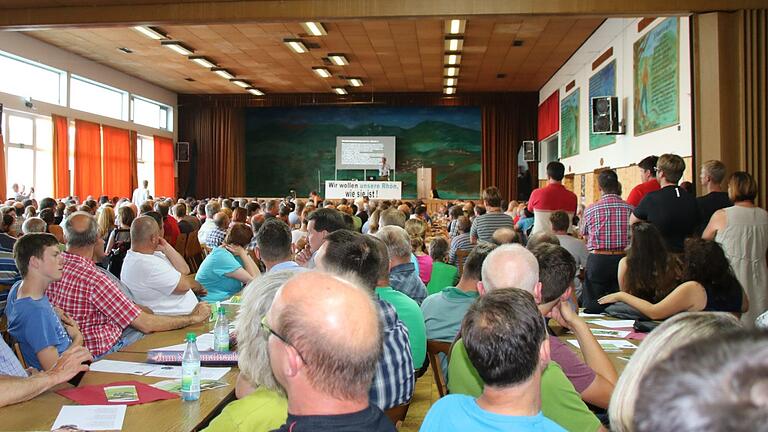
[0,328,238,432]
[119,322,214,354]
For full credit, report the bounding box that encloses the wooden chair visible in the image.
[12,341,27,369]
[185,231,205,272]
[385,400,411,429]
[456,249,470,277]
[174,232,188,256]
[426,339,452,398]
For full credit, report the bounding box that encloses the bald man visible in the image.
[48,212,210,358]
[267,272,396,431]
[121,216,206,315]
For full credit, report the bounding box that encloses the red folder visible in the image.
[57,380,178,406]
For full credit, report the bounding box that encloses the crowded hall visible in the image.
[1,1,768,431]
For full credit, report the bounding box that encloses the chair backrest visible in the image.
[174,233,188,256]
[384,400,411,429]
[12,340,27,369]
[455,249,470,278]
[426,339,453,398]
[185,231,204,272]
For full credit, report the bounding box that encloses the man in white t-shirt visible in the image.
[131,180,150,207]
[121,215,207,315]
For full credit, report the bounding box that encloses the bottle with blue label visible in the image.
[181,332,201,401]
[214,308,230,352]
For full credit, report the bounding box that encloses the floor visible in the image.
[399,368,439,432]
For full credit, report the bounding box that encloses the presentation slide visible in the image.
[335,136,396,170]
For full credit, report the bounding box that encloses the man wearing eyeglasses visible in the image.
[266,271,396,431]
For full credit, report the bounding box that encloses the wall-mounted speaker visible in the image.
[591,96,620,134]
[176,142,190,162]
[523,140,539,162]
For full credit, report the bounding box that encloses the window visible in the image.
[0,50,66,105]
[132,96,172,131]
[136,134,155,194]
[69,75,128,120]
[3,112,54,199]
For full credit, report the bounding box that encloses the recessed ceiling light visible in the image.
[212,68,234,80]
[327,54,349,66]
[189,56,216,69]
[161,41,194,56]
[301,22,327,36]
[284,39,309,53]
[446,19,466,35]
[513,39,524,47]
[444,77,457,86]
[445,66,459,77]
[133,26,166,40]
[444,53,461,65]
[333,87,348,95]
[231,79,250,88]
[117,47,133,54]
[444,36,464,51]
[444,86,456,95]
[348,78,363,87]
[312,67,332,78]
[247,88,264,96]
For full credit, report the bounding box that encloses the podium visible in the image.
[417,167,435,199]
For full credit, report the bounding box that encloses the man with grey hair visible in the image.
[121,216,206,315]
[378,207,406,228]
[376,225,427,304]
[21,217,48,235]
[48,212,210,358]
[197,200,221,244]
[267,271,395,431]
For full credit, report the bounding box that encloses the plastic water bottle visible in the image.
[214,308,230,352]
[181,332,201,401]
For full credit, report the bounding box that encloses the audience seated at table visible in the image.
[294,207,346,269]
[173,202,201,234]
[21,217,47,235]
[448,216,472,266]
[155,201,180,247]
[608,312,741,432]
[198,201,221,244]
[195,223,260,302]
[617,222,682,304]
[424,237,458,295]
[376,226,427,304]
[205,211,230,249]
[39,208,65,243]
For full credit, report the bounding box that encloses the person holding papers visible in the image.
[5,233,84,371]
[379,157,390,181]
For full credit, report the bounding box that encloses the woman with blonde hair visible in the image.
[405,218,432,284]
[608,312,741,432]
[96,205,116,240]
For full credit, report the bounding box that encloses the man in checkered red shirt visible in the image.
[579,170,632,313]
[48,212,210,358]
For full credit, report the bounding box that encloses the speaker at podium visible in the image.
[417,167,435,199]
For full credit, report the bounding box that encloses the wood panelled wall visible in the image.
[177,92,538,200]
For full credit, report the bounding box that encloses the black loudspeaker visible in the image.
[523,140,539,162]
[591,96,620,134]
[176,142,190,162]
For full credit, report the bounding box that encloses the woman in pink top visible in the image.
[406,218,433,284]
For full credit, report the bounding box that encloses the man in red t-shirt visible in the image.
[527,161,577,235]
[626,155,660,207]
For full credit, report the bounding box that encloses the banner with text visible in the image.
[325,181,402,200]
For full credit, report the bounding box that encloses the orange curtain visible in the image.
[0,131,6,202]
[52,114,70,198]
[153,135,175,198]
[74,120,102,200]
[129,131,139,194]
[102,125,131,199]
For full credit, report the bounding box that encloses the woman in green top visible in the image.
[202,272,292,432]
[426,237,459,295]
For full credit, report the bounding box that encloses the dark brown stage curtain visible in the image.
[177,92,537,200]
[742,9,767,207]
[178,105,245,198]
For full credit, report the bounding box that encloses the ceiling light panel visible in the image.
[212,68,234,80]
[133,26,166,40]
[247,88,264,96]
[444,66,459,77]
[333,87,348,95]
[189,56,216,69]
[446,19,466,35]
[301,22,327,36]
[313,67,332,78]
[444,87,456,95]
[348,78,363,87]
[231,79,250,88]
[327,54,349,66]
[161,41,193,56]
[444,36,464,51]
[444,53,462,65]
[284,39,309,53]
[444,77,457,86]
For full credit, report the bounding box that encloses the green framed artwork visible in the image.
[633,17,680,136]
[560,88,580,158]
[589,60,617,150]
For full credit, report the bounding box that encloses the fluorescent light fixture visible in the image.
[327,54,349,66]
[444,86,456,95]
[444,36,464,51]
[189,56,216,69]
[284,39,308,53]
[301,22,327,36]
[445,53,462,65]
[333,87,348,95]
[444,77,457,86]
[446,19,466,35]
[348,78,363,87]
[133,26,166,40]
[445,66,459,76]
[312,67,332,78]
[161,41,194,56]
[212,68,234,80]
[231,79,250,88]
[247,88,264,96]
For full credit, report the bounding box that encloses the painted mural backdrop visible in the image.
[633,17,680,136]
[244,106,481,198]
[589,60,617,150]
[560,88,580,158]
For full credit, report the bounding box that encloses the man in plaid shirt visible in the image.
[579,170,632,313]
[205,212,229,249]
[48,212,211,358]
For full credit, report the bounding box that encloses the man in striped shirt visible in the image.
[470,186,515,244]
[449,216,473,266]
[579,170,632,312]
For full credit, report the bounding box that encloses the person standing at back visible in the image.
[470,186,515,244]
[696,160,732,233]
[631,154,699,253]
[131,180,150,208]
[527,162,577,235]
[626,156,660,207]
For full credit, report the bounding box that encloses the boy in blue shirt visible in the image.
[6,233,84,371]
[420,288,565,432]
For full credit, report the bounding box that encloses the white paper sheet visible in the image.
[578,312,605,318]
[590,328,631,338]
[150,333,215,352]
[89,360,159,376]
[568,339,638,351]
[51,405,126,431]
[586,319,636,329]
[144,365,230,381]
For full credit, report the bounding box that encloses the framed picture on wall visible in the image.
[560,88,580,158]
[176,141,190,162]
